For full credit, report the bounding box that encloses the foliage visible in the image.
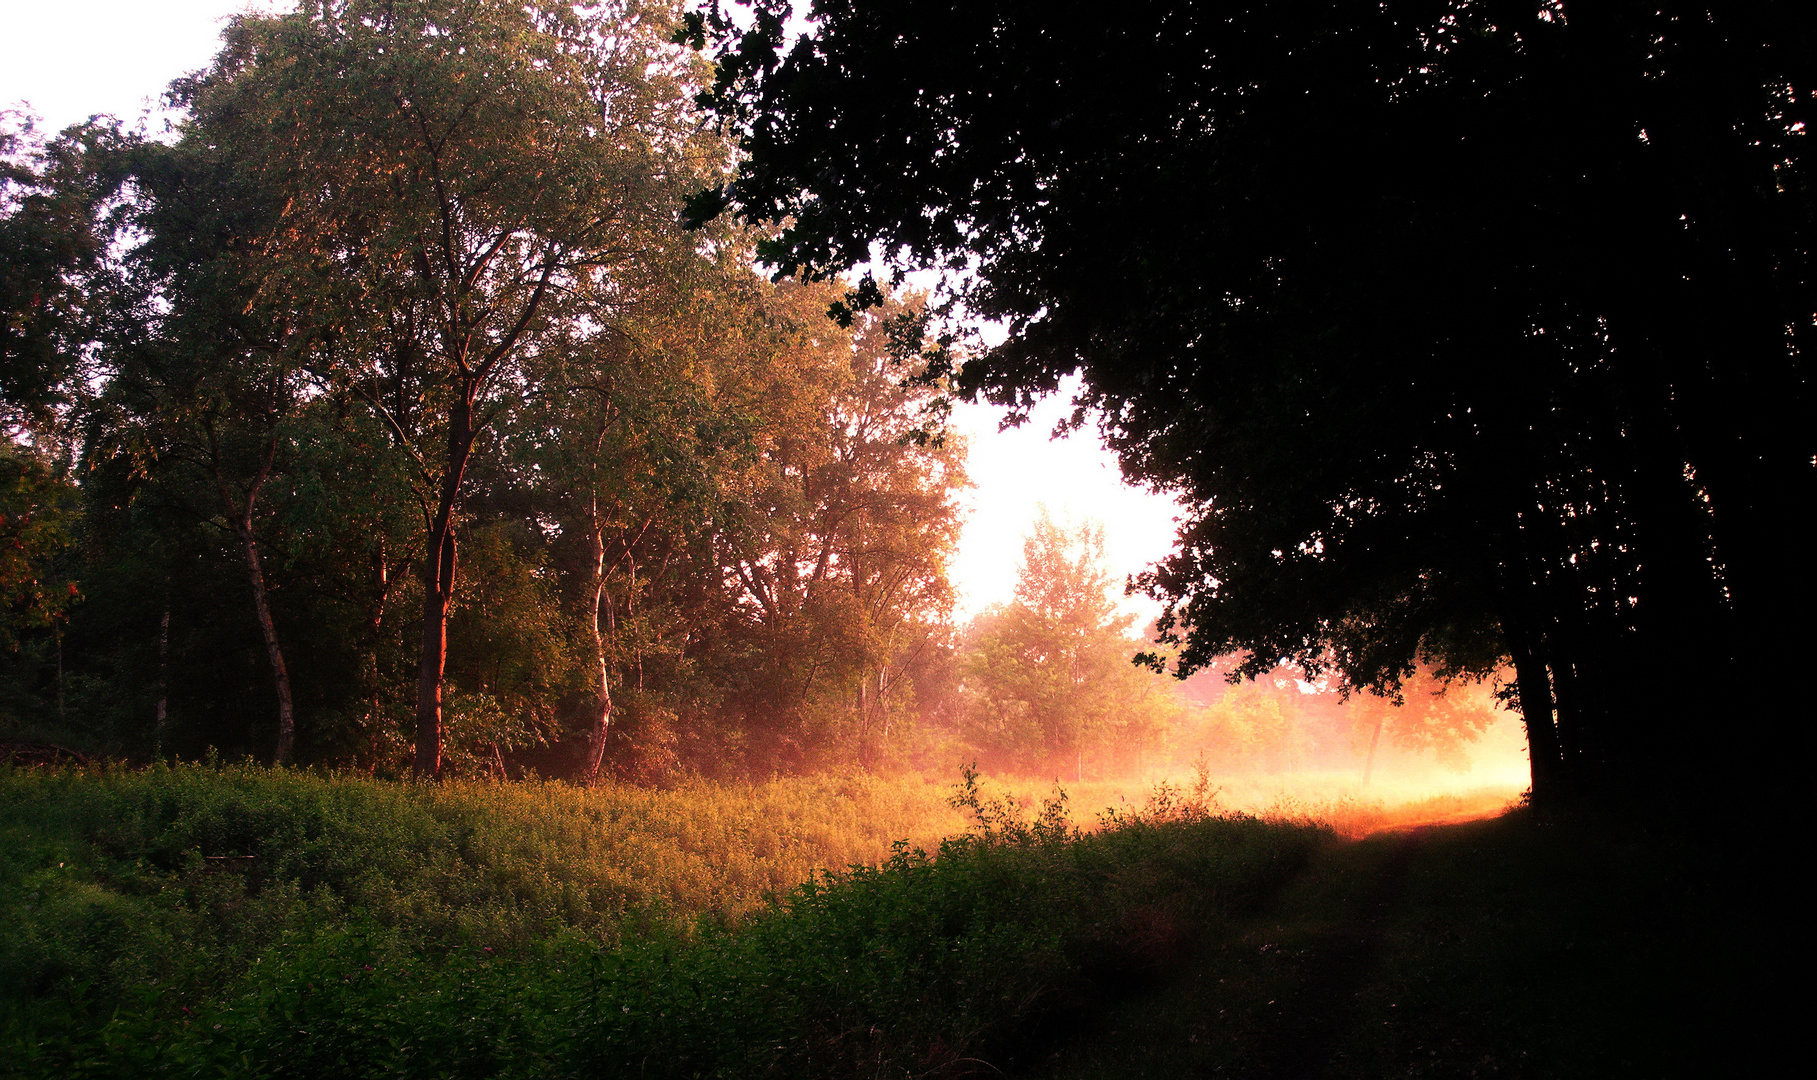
[0,2,968,778]
[148,0,725,775]
[0,763,1324,1078]
[0,441,79,650]
[0,115,131,439]
[692,0,1812,808]
[959,513,1180,775]
[1344,665,1504,772]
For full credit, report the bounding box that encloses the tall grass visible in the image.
[1,764,972,1009]
[2,762,1329,1078]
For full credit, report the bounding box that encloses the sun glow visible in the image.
[947,376,1182,625]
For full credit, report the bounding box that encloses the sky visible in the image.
[0,0,1185,624]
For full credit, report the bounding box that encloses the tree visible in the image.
[1,114,133,442]
[1346,665,1504,783]
[176,0,717,776]
[501,246,760,784]
[2,5,976,779]
[477,254,963,780]
[95,124,351,764]
[692,0,1811,808]
[704,285,963,771]
[960,512,1178,777]
[0,439,79,653]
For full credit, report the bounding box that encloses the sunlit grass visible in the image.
[1,761,1331,1078]
[966,767,1523,839]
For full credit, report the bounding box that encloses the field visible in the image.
[0,762,1327,1077]
[6,761,1759,1078]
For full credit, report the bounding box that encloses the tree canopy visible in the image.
[958,512,1178,777]
[691,0,1812,807]
[0,1,968,780]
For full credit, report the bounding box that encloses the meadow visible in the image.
[1,761,1336,1078]
[5,759,1758,1078]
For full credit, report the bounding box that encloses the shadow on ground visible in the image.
[1018,812,1784,1079]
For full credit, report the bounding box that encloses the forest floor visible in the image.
[1017,811,1786,1079]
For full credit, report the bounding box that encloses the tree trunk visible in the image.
[212,422,296,766]
[153,603,170,747]
[366,541,386,739]
[415,389,477,779]
[240,521,296,765]
[1361,712,1384,785]
[414,526,456,779]
[579,503,613,786]
[855,677,870,769]
[54,623,64,725]
[1505,624,1564,809]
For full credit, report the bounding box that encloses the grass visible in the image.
[983,768,1524,839]
[0,764,970,996]
[0,762,1328,1078]
[16,759,1727,1078]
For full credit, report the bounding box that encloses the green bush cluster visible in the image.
[2,764,1323,1078]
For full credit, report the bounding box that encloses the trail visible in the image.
[1023,827,1430,1079]
[1240,828,1427,1079]
[1024,813,1749,1080]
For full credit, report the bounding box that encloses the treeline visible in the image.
[2,0,1511,784]
[0,0,970,779]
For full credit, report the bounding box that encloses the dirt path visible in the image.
[1022,814,1755,1080]
[1240,828,1427,1080]
[1022,829,1428,1079]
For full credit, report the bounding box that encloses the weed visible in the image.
[1,763,1326,1078]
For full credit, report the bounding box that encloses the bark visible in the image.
[241,521,296,765]
[210,418,296,766]
[54,625,63,724]
[364,538,403,768]
[579,501,614,786]
[414,388,476,779]
[153,603,170,744]
[1504,619,1564,809]
[408,239,557,780]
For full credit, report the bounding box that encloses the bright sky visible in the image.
[947,382,1180,624]
[1,1,1185,626]
[0,1,268,136]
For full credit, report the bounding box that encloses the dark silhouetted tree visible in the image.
[692,0,1812,808]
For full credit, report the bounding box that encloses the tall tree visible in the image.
[1,116,103,660]
[960,513,1178,777]
[692,0,1811,808]
[505,250,747,784]
[1346,666,1505,783]
[101,133,340,763]
[1,115,132,442]
[712,290,963,770]
[176,0,717,776]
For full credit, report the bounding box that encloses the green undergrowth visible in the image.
[1,763,1325,1077]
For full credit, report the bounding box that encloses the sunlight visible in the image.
[948,375,1182,625]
